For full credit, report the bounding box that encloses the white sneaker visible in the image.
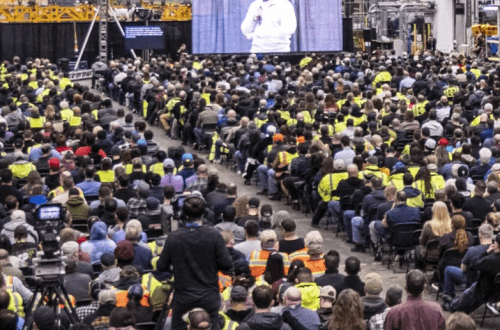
[213,159,221,164]
[430,283,440,292]
[237,171,242,175]
[487,302,500,315]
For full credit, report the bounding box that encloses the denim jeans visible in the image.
[369,221,388,246]
[214,139,223,160]
[343,210,356,240]
[449,282,480,313]
[194,127,203,145]
[258,165,277,194]
[352,216,364,244]
[235,151,246,173]
[443,266,466,297]
[328,201,341,224]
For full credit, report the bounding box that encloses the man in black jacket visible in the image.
[237,285,292,330]
[157,192,233,330]
[444,234,500,313]
[282,143,310,210]
[315,250,345,294]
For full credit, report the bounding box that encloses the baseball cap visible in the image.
[260,230,277,249]
[248,197,260,209]
[138,181,150,194]
[48,158,60,170]
[392,162,405,171]
[230,285,248,301]
[365,273,383,295]
[182,308,211,330]
[99,289,117,304]
[425,139,436,150]
[101,252,116,267]
[319,285,336,301]
[182,153,193,163]
[261,204,273,217]
[457,165,468,178]
[163,158,175,168]
[438,138,449,146]
[127,284,144,298]
[267,125,276,135]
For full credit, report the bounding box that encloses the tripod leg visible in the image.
[54,285,79,324]
[22,286,44,330]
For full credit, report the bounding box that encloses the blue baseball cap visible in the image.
[182,153,193,163]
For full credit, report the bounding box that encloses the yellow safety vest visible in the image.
[28,81,38,90]
[443,86,459,99]
[413,101,428,117]
[29,116,46,129]
[125,164,147,175]
[97,170,115,183]
[9,162,37,179]
[60,108,74,122]
[5,276,24,317]
[69,116,82,127]
[318,172,349,202]
[151,162,165,177]
[361,165,388,186]
[219,312,239,330]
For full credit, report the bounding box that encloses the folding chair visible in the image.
[436,248,468,300]
[422,239,441,293]
[481,273,500,326]
[382,222,421,271]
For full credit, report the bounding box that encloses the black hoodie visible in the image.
[237,313,292,330]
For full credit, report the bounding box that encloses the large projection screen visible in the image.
[192,0,343,54]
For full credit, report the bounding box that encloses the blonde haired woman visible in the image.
[415,201,452,269]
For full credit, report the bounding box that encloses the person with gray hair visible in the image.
[61,241,94,279]
[282,286,321,330]
[485,180,500,203]
[125,221,153,273]
[368,284,404,330]
[470,148,492,179]
[442,223,494,298]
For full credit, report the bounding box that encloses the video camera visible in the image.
[32,204,68,279]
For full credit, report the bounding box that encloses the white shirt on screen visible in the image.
[241,0,297,53]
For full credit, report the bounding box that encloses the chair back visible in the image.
[424,238,441,264]
[441,248,467,269]
[340,195,354,210]
[389,222,421,248]
[490,273,500,303]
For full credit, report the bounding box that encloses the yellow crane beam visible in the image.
[0,3,192,23]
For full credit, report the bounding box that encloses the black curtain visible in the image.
[0,21,191,64]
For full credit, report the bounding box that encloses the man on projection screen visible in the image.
[241,0,297,53]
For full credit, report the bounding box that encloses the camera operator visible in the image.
[157,192,233,330]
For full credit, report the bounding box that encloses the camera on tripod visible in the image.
[32,204,68,279]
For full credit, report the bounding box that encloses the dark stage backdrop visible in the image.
[0,19,350,64]
[0,21,191,64]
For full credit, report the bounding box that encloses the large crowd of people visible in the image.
[0,49,498,330]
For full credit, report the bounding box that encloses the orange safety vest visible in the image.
[249,250,290,278]
[218,272,232,293]
[115,286,150,308]
[289,249,326,277]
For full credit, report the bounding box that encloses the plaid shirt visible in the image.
[369,308,391,330]
[127,197,148,218]
[76,301,99,322]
